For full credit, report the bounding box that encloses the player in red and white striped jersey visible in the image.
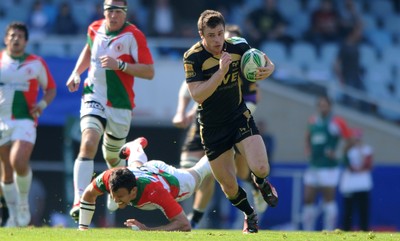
[0,22,57,227]
[65,0,154,218]
[78,137,211,231]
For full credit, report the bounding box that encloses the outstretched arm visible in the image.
[124,210,191,231]
[66,44,91,92]
[78,183,103,230]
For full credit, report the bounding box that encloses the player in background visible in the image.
[77,137,211,231]
[0,22,57,227]
[183,10,277,234]
[172,24,267,228]
[172,80,215,228]
[302,95,352,231]
[339,128,373,231]
[0,165,10,226]
[65,0,154,220]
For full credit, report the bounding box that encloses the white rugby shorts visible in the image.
[145,160,196,202]
[303,167,341,187]
[80,98,132,138]
[0,119,36,145]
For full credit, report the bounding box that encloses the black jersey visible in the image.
[183,37,251,127]
[241,77,258,99]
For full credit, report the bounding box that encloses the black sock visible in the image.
[247,173,259,190]
[191,209,204,225]
[0,197,9,227]
[229,186,254,216]
[252,173,266,187]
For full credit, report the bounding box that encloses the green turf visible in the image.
[0,228,399,241]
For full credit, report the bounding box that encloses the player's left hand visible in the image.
[256,54,275,80]
[99,55,118,70]
[124,219,147,230]
[30,100,47,118]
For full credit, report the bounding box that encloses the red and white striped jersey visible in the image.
[84,20,153,110]
[0,50,56,121]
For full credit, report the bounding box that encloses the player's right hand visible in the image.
[66,72,81,92]
[124,219,146,230]
[219,51,232,74]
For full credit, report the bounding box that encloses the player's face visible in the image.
[4,28,27,57]
[318,98,331,116]
[104,0,127,32]
[200,24,226,56]
[110,187,137,209]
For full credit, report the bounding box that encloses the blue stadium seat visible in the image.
[277,0,301,20]
[320,43,339,66]
[383,15,400,39]
[287,12,310,40]
[359,44,378,68]
[381,44,400,68]
[367,0,394,19]
[290,42,318,69]
[365,29,393,52]
[260,41,288,67]
[361,13,378,34]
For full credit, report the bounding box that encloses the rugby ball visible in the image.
[240,48,266,82]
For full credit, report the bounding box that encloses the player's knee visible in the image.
[80,116,104,135]
[252,163,270,178]
[102,134,126,164]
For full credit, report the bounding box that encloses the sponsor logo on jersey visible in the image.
[84,100,105,111]
[184,64,196,78]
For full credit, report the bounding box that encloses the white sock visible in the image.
[127,144,148,166]
[73,158,94,205]
[191,156,211,184]
[323,201,338,230]
[0,182,18,219]
[302,204,317,231]
[15,169,32,205]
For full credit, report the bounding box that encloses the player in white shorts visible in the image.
[65,0,154,219]
[302,95,352,231]
[77,137,211,231]
[0,22,57,227]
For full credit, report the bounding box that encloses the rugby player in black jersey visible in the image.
[182,10,277,234]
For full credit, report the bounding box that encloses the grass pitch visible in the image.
[0,228,399,241]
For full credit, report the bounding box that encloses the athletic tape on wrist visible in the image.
[117,60,127,71]
[79,201,96,229]
[37,100,47,110]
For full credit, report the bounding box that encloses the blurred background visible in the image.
[1,0,399,231]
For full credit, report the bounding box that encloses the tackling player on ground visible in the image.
[77,137,211,231]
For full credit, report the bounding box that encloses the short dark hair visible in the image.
[6,22,29,41]
[197,10,225,34]
[225,24,242,37]
[109,168,137,193]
